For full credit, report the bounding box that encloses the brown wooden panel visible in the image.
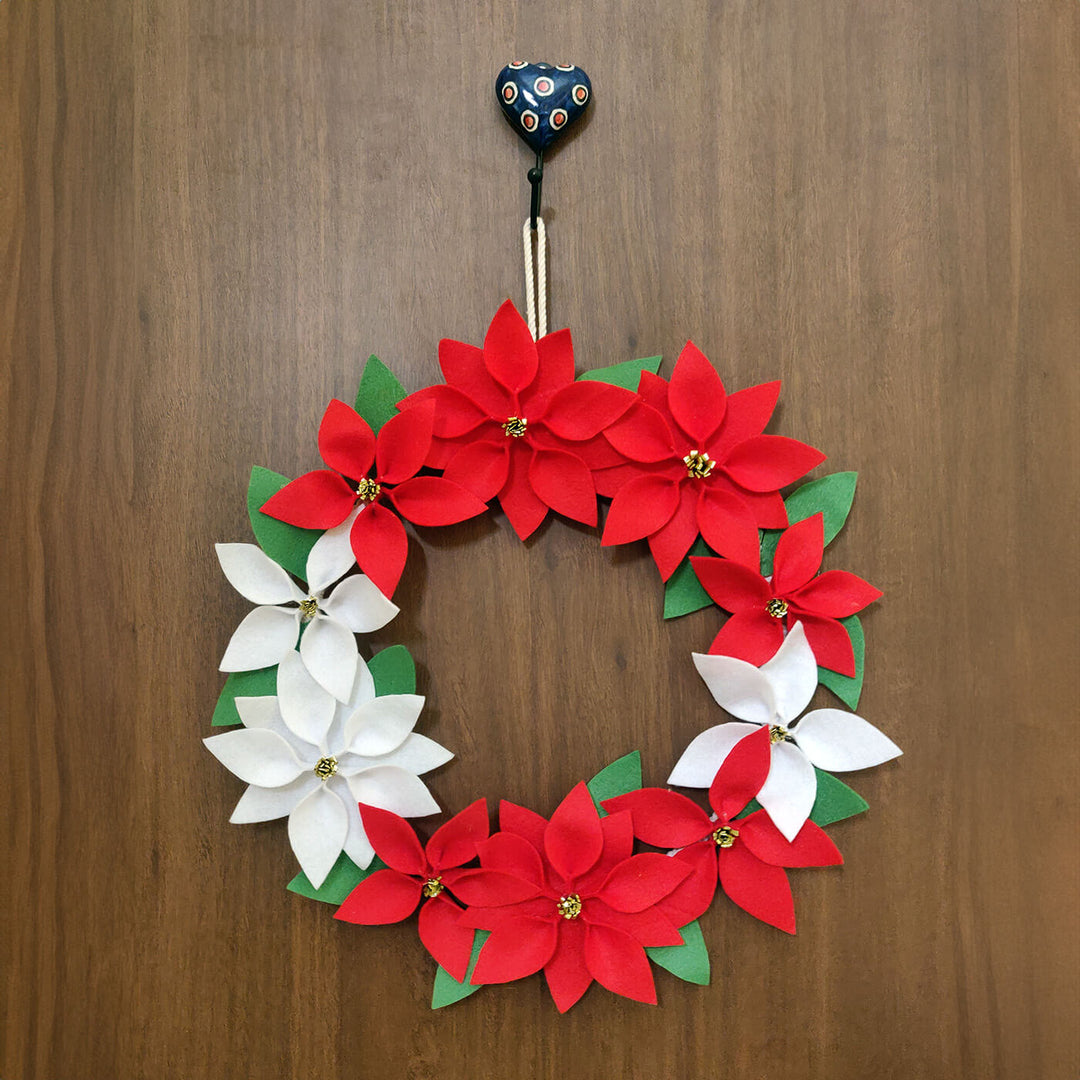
[3,1,1078,1077]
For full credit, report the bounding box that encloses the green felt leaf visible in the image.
[817,615,865,710]
[367,644,416,696]
[431,930,490,1009]
[211,666,278,726]
[354,355,407,434]
[587,751,643,815]
[646,919,710,985]
[760,472,858,576]
[247,466,322,581]
[578,355,662,392]
[287,853,387,905]
[662,539,715,620]
[739,767,868,827]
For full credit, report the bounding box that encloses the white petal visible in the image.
[342,694,424,756]
[299,614,358,702]
[230,775,319,823]
[347,766,440,818]
[341,733,453,777]
[219,606,299,671]
[334,775,377,868]
[217,543,304,605]
[288,784,350,888]
[344,655,377,710]
[756,740,818,841]
[276,649,336,746]
[691,653,775,725]
[761,621,819,724]
[304,506,363,592]
[666,722,755,788]
[792,709,903,771]
[235,695,286,733]
[322,574,399,633]
[204,728,305,787]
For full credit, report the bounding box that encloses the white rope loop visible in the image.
[522,216,548,341]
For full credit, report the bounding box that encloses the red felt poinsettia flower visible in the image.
[259,399,487,597]
[596,343,826,579]
[457,782,691,1012]
[397,300,635,540]
[603,726,842,934]
[334,800,539,981]
[691,512,882,675]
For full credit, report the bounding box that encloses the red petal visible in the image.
[350,503,408,598]
[708,610,785,664]
[498,799,548,849]
[544,782,604,883]
[373,400,434,484]
[425,797,489,870]
[604,401,677,463]
[695,487,762,567]
[575,811,635,895]
[318,399,376,481]
[668,342,727,444]
[723,435,825,492]
[583,923,657,1004]
[710,381,781,457]
[470,918,559,984]
[597,854,692,913]
[543,918,592,1012]
[499,446,548,540]
[737,811,843,868]
[636,369,670,411]
[357,803,426,875]
[388,476,488,526]
[459,899,554,930]
[418,894,475,981]
[442,439,510,502]
[260,470,356,529]
[334,869,422,924]
[426,434,462,470]
[594,461,662,499]
[449,869,543,906]
[647,491,700,581]
[717,841,796,933]
[529,449,598,526]
[794,613,856,676]
[483,299,538,393]
[397,385,490,438]
[655,844,719,926]
[529,327,575,399]
[771,514,824,594]
[438,337,510,418]
[540,382,636,441]
[601,475,680,546]
[792,570,883,618]
[601,789,712,848]
[709,725,771,822]
[477,832,546,888]
[585,900,685,947]
[563,432,626,470]
[690,556,771,611]
[739,487,789,529]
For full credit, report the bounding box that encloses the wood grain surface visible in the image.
[3,2,1078,1077]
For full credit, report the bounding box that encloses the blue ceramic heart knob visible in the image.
[496,61,592,153]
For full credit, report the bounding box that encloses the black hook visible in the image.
[527,149,544,230]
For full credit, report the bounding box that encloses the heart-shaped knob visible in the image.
[496,61,592,153]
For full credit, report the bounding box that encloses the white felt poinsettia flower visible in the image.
[669,621,901,841]
[216,542,398,702]
[204,650,451,888]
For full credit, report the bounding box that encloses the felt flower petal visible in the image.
[305,505,362,592]
[498,800,549,850]
[204,728,305,787]
[656,843,719,926]
[530,327,575,399]
[398,385,491,438]
[260,470,357,529]
[760,622,820,725]
[471,917,560,984]
[601,475,681,546]
[668,342,727,444]
[349,502,408,599]
[219,606,299,672]
[709,724,772,822]
[426,798,489,870]
[540,382,635,441]
[234,695,291,737]
[667,722,756,787]
[288,783,350,889]
[695,489,762,568]
[438,338,511,418]
[717,840,796,933]
[723,435,825,492]
[334,868,424,924]
[771,513,824,594]
[321,574,398,633]
[340,790,377,868]
[575,812,636,895]
[584,923,657,1004]
[708,610,786,667]
[601,789,712,848]
[710,381,781,456]
[796,612,857,676]
[545,782,604,882]
[691,653,776,724]
[647,491,700,581]
[793,570,883,617]
[755,740,818,842]
[499,447,548,540]
[691,556,772,611]
[604,402,677,463]
[478,832,547,887]
[793,709,902,771]
[345,655,377,710]
[229,774,319,823]
[276,649,336,746]
[343,694,424,757]
[450,869,543,906]
[318,399,376,481]
[418,893,476,981]
[216,543,304,605]
[585,900,685,947]
[443,439,511,502]
[484,299,539,392]
[597,854,692,913]
[347,766,440,818]
[356,803,427,875]
[544,918,592,1013]
[299,614,358,703]
[375,401,434,484]
[528,449,598,526]
[359,733,452,776]
[737,811,843,868]
[388,476,488,526]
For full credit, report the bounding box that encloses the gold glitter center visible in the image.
[683,450,715,479]
[355,477,382,502]
[769,725,791,745]
[313,756,338,780]
[502,416,528,438]
[298,597,319,621]
[712,826,739,848]
[557,894,582,920]
[422,877,444,898]
[766,597,789,619]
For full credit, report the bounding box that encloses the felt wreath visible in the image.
[206,300,901,1012]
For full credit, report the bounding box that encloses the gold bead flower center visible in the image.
[769,725,791,745]
[766,597,789,618]
[422,877,444,898]
[355,477,382,502]
[712,826,739,848]
[298,597,319,621]
[313,756,338,780]
[683,450,715,479]
[557,894,582,920]
[503,416,528,438]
